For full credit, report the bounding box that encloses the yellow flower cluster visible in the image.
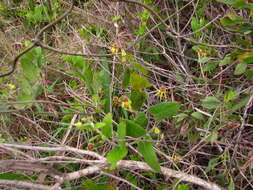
[155,86,167,101]
[196,48,208,57]
[113,96,133,112]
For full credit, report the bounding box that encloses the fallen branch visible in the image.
[0,143,223,190]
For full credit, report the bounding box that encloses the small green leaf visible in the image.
[191,112,204,120]
[130,73,150,90]
[122,68,131,89]
[216,0,237,5]
[130,90,147,110]
[117,122,126,140]
[148,102,180,120]
[205,157,220,173]
[219,55,232,66]
[228,177,235,190]
[135,112,148,127]
[201,96,221,110]
[107,145,128,168]
[234,63,247,75]
[224,89,235,104]
[137,136,161,172]
[125,120,146,138]
[130,62,148,75]
[102,113,113,138]
[176,184,190,190]
[243,55,253,63]
[175,113,188,122]
[231,95,250,112]
[208,131,218,143]
[112,15,121,23]
[199,57,209,63]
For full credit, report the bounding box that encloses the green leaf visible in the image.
[231,95,250,112]
[148,102,180,120]
[135,112,148,127]
[125,120,146,138]
[130,73,150,90]
[122,68,131,89]
[99,59,111,113]
[201,96,221,110]
[191,112,204,120]
[219,55,232,66]
[175,113,188,122]
[0,173,31,180]
[216,0,237,5]
[130,90,147,110]
[228,177,235,190]
[101,113,113,138]
[176,184,190,190]
[117,121,126,140]
[199,57,210,64]
[82,179,109,190]
[107,144,128,168]
[20,56,40,83]
[15,93,34,109]
[234,63,247,75]
[135,21,147,35]
[137,136,161,172]
[130,62,148,75]
[207,131,218,143]
[224,89,235,104]
[205,157,220,173]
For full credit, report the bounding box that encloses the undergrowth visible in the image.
[0,0,252,190]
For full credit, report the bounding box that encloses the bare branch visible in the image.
[1,143,106,161]
[0,0,75,78]
[117,160,224,190]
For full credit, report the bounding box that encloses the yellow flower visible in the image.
[6,84,16,90]
[160,133,164,140]
[155,86,167,101]
[113,96,120,105]
[111,43,120,55]
[196,48,208,57]
[73,122,83,127]
[121,49,127,62]
[172,154,182,163]
[121,96,132,111]
[154,127,160,135]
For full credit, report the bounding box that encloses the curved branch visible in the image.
[0,0,75,78]
[117,160,224,190]
[1,143,106,161]
[0,143,223,190]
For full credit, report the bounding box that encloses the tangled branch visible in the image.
[0,143,223,190]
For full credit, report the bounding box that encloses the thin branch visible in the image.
[0,0,75,78]
[117,160,223,190]
[1,143,106,161]
[1,143,223,190]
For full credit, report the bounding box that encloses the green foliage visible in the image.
[134,112,148,127]
[148,102,180,120]
[101,113,113,138]
[130,90,147,110]
[176,184,190,190]
[130,73,151,90]
[82,179,114,190]
[107,144,128,168]
[125,120,146,138]
[201,96,221,110]
[137,136,161,172]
